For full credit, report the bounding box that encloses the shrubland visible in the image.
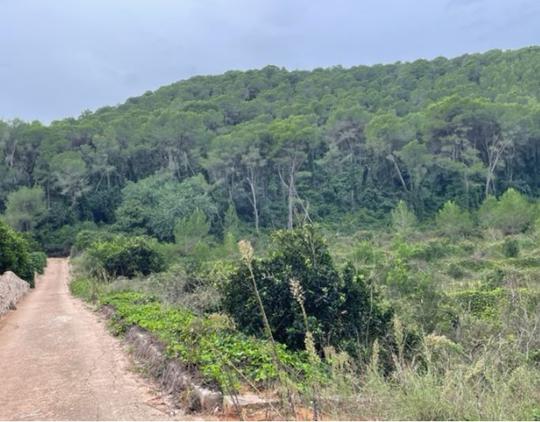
[70,191,540,419]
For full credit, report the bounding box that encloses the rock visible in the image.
[195,387,223,412]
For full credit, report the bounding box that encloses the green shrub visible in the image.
[479,189,535,234]
[502,238,520,258]
[85,235,165,279]
[29,251,47,274]
[451,288,505,319]
[69,277,104,302]
[223,225,392,351]
[436,200,473,238]
[446,262,466,279]
[391,200,417,237]
[73,229,117,254]
[0,220,35,287]
[408,240,454,262]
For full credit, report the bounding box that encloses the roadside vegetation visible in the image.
[0,220,46,287]
[70,191,540,419]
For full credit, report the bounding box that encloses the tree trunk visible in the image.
[387,154,409,192]
[287,172,295,229]
[247,171,260,234]
[278,166,296,230]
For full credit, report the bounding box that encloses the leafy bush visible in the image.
[502,238,520,258]
[29,251,47,274]
[436,200,473,238]
[479,189,535,234]
[391,200,417,237]
[73,229,117,254]
[85,235,165,280]
[223,225,392,351]
[174,208,211,255]
[115,173,217,241]
[446,262,466,279]
[451,287,505,319]
[0,220,35,287]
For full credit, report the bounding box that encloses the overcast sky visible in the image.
[1,0,539,123]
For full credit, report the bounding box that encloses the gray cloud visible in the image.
[0,0,538,123]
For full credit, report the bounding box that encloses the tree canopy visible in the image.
[1,47,540,250]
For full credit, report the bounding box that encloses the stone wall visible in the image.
[0,271,29,317]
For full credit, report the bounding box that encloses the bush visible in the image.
[174,208,210,255]
[0,220,35,287]
[446,261,466,279]
[29,251,47,274]
[436,200,473,238]
[502,238,520,258]
[85,235,165,280]
[391,200,417,237]
[73,229,117,255]
[223,225,392,351]
[451,287,505,319]
[479,189,535,234]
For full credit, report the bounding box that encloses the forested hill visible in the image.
[2,46,540,252]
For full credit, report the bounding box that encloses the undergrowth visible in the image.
[101,291,315,393]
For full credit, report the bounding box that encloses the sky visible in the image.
[1,0,539,123]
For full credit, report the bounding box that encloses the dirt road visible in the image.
[0,258,173,420]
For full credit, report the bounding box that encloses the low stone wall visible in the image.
[0,271,29,317]
[124,325,223,413]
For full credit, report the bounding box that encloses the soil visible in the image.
[0,258,182,420]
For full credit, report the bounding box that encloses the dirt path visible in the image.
[0,258,175,420]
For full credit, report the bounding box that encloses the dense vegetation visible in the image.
[0,219,46,287]
[223,226,392,352]
[1,47,540,252]
[3,47,540,419]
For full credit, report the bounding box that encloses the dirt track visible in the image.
[0,258,174,420]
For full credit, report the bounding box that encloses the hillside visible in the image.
[1,46,540,251]
[1,47,539,420]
